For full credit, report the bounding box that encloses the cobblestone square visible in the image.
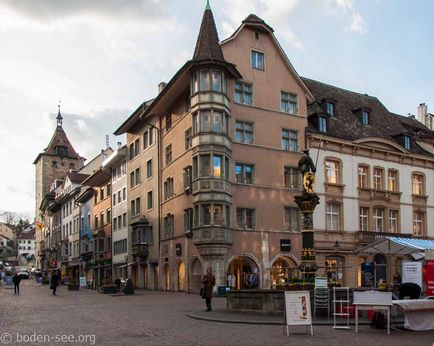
[1,280,434,346]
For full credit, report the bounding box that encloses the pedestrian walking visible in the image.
[12,272,21,294]
[201,267,215,311]
[51,271,60,295]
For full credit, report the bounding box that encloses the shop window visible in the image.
[270,258,298,289]
[325,256,344,285]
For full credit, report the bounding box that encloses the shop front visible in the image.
[270,256,300,289]
[226,255,260,290]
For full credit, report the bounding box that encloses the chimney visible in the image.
[158,82,167,94]
[117,142,122,149]
[417,103,428,124]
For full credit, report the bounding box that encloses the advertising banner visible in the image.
[402,261,422,288]
[284,291,313,336]
[425,260,434,296]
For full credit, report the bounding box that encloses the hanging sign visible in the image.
[280,239,291,252]
[402,261,422,288]
[284,291,313,336]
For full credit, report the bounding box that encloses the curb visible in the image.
[186,312,375,326]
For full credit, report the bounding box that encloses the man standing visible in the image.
[51,271,60,295]
[12,272,21,294]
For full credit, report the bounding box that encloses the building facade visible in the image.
[304,77,434,287]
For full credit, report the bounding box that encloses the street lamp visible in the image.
[333,240,340,252]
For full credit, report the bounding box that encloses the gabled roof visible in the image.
[33,125,80,164]
[193,7,224,61]
[66,171,89,184]
[221,14,314,102]
[303,77,434,156]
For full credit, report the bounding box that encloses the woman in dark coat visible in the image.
[51,271,60,295]
[201,267,215,311]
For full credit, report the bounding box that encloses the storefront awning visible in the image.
[357,236,434,255]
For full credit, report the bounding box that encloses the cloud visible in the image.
[332,0,354,10]
[1,0,169,22]
[350,12,367,34]
[220,0,303,49]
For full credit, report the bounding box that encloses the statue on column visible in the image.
[298,149,316,194]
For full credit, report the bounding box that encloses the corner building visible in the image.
[115,8,313,291]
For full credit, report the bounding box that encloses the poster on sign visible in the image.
[79,277,87,288]
[402,261,422,288]
[284,291,313,336]
[425,260,434,296]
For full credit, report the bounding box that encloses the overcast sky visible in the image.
[1,0,433,220]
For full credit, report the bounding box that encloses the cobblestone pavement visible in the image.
[1,280,434,346]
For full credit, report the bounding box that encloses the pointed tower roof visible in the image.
[193,3,224,61]
[33,110,80,164]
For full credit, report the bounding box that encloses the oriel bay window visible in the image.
[193,153,230,179]
[191,69,227,94]
[192,109,229,135]
[194,203,230,227]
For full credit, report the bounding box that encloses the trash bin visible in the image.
[218,286,229,297]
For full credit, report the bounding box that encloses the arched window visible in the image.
[325,256,345,284]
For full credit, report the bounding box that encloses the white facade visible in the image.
[313,146,434,237]
[17,238,35,259]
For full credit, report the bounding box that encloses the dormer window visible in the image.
[361,110,369,125]
[326,102,334,116]
[404,135,411,150]
[319,116,328,133]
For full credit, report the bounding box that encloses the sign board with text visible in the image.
[79,277,87,288]
[402,261,422,288]
[284,291,313,336]
[425,260,434,296]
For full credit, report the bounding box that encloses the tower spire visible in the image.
[206,0,210,10]
[56,100,63,127]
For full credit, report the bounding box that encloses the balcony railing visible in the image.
[355,231,413,244]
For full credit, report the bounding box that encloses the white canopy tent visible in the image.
[358,236,434,258]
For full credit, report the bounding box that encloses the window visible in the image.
[359,207,369,231]
[146,159,152,179]
[166,113,172,130]
[235,120,254,144]
[200,70,210,91]
[412,173,424,195]
[183,166,192,192]
[251,50,264,70]
[195,153,229,178]
[235,163,254,184]
[118,190,122,203]
[358,165,369,188]
[164,177,174,200]
[113,193,117,206]
[129,138,140,160]
[113,216,117,231]
[130,168,140,188]
[404,135,411,150]
[388,210,398,233]
[326,203,340,231]
[163,214,175,239]
[373,208,384,232]
[123,187,126,201]
[388,170,398,192]
[184,209,193,235]
[149,127,154,146]
[122,213,127,227]
[211,70,222,92]
[236,208,255,229]
[107,183,111,196]
[318,116,327,132]
[325,256,344,284]
[373,168,384,190]
[281,92,298,114]
[325,160,339,184]
[413,212,424,236]
[185,127,192,150]
[131,197,141,217]
[100,186,104,200]
[361,111,369,125]
[165,144,172,165]
[284,207,300,232]
[281,129,298,151]
[234,81,252,105]
[143,131,148,149]
[147,191,153,210]
[213,155,222,177]
[284,167,301,189]
[106,208,111,224]
[326,102,334,116]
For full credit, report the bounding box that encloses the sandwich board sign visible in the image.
[402,261,422,289]
[284,291,313,336]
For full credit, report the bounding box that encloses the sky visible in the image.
[0,0,433,220]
